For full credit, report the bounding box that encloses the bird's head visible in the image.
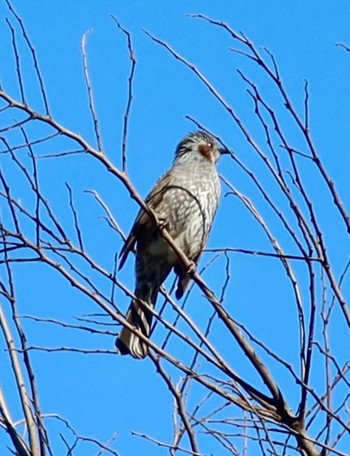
[174,130,229,166]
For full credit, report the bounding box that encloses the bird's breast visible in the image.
[160,169,220,258]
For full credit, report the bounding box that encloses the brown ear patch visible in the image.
[198,143,213,160]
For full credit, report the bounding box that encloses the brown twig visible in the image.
[111,16,137,172]
[81,30,103,152]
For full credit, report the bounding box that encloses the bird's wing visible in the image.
[118,171,172,270]
[118,222,138,270]
[174,250,202,299]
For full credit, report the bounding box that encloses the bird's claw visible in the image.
[186,260,196,276]
[158,217,167,230]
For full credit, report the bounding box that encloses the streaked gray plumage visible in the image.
[116,130,227,359]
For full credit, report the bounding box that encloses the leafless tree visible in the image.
[0,3,349,456]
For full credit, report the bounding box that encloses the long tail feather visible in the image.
[115,293,155,359]
[116,256,171,359]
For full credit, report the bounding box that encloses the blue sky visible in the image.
[0,1,349,455]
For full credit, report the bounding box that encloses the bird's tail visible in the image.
[115,290,156,359]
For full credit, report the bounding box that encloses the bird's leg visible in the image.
[186,260,196,276]
[157,216,167,230]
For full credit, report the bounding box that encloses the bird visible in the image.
[116,130,228,359]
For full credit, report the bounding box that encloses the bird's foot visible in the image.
[186,260,196,276]
[157,217,167,230]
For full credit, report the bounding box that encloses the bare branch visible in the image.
[81,29,103,151]
[111,16,137,172]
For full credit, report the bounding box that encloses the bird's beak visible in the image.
[219,148,231,156]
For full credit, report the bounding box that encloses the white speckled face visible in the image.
[174,131,223,166]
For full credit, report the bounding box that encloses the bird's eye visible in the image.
[207,142,212,148]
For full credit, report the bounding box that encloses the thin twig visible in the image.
[111,16,137,172]
[5,0,50,114]
[81,29,103,151]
